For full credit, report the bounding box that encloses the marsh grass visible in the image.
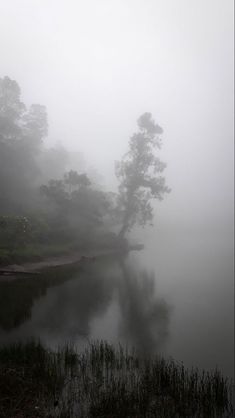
[0,340,233,417]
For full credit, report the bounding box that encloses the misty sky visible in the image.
[0,0,233,228]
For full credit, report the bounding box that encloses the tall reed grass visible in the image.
[0,340,233,417]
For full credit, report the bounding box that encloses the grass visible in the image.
[0,243,77,265]
[0,232,127,266]
[0,340,233,417]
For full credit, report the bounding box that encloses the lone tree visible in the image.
[116,112,170,238]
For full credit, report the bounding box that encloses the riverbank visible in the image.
[0,340,233,418]
[0,242,144,279]
[0,231,130,267]
[0,248,114,276]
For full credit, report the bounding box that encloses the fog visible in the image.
[0,0,234,392]
[1,0,233,229]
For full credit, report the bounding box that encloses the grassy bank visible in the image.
[0,234,129,267]
[0,243,78,266]
[0,340,233,418]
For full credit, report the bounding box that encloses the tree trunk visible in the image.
[118,222,129,239]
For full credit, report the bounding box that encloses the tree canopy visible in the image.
[116,112,170,238]
[0,76,171,264]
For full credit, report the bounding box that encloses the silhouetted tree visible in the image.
[40,179,68,204]
[0,215,32,249]
[0,76,47,148]
[22,103,48,149]
[116,113,170,238]
[0,76,25,142]
[0,76,48,213]
[64,170,91,192]
[40,172,110,244]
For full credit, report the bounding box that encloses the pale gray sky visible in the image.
[0,0,233,227]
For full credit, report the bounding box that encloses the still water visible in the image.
[0,225,233,378]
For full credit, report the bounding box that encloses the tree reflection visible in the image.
[0,256,170,356]
[118,260,170,356]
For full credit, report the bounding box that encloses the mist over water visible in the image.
[137,223,234,378]
[0,0,233,393]
[0,257,170,356]
[0,220,233,378]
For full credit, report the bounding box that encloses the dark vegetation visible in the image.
[0,76,169,265]
[0,76,119,265]
[0,340,233,418]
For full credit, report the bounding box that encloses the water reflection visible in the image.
[0,263,83,330]
[0,256,170,355]
[118,261,170,355]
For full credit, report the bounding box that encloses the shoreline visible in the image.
[0,340,233,417]
[0,244,144,279]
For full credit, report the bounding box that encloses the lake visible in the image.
[0,224,233,378]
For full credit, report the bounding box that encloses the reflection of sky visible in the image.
[134,225,234,378]
[0,257,170,356]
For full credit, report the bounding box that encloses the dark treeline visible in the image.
[0,76,169,265]
[0,76,120,264]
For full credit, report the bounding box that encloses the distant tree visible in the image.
[0,76,25,142]
[116,113,170,238]
[0,215,32,249]
[40,172,110,243]
[77,173,91,188]
[39,179,70,239]
[22,104,48,149]
[64,170,91,192]
[0,76,48,212]
[40,179,69,208]
[0,76,47,148]
[71,188,109,227]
